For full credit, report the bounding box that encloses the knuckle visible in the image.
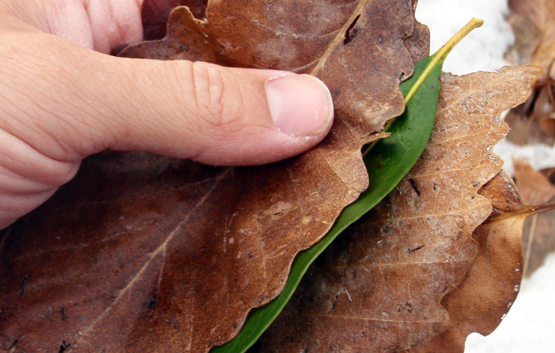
[190,62,245,134]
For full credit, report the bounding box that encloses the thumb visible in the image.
[4,30,334,167]
[106,60,335,165]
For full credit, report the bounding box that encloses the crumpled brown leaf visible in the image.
[520,201,555,277]
[0,1,428,352]
[504,11,542,66]
[142,0,208,41]
[505,0,555,146]
[253,66,539,352]
[509,0,555,83]
[410,170,552,352]
[512,160,555,277]
[514,158,555,205]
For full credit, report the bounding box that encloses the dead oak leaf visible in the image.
[0,1,428,352]
[520,199,555,277]
[141,0,208,41]
[504,11,542,66]
[412,171,555,353]
[509,0,555,83]
[512,160,555,278]
[513,158,555,205]
[253,66,539,352]
[504,80,555,146]
[505,0,555,146]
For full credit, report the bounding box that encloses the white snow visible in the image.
[416,0,514,75]
[493,139,555,175]
[415,1,555,352]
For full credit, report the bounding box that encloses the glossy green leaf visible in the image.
[211,57,440,353]
[212,18,483,353]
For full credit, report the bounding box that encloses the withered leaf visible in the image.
[514,158,555,205]
[141,0,208,41]
[513,160,555,277]
[253,66,539,352]
[509,0,555,83]
[504,11,542,66]
[0,1,427,352]
[410,170,553,352]
[521,202,555,277]
[504,82,555,146]
[505,0,555,146]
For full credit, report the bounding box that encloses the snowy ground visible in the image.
[415,1,555,352]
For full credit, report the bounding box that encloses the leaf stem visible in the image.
[487,202,555,222]
[404,17,483,104]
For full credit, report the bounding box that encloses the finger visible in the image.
[1,22,334,166]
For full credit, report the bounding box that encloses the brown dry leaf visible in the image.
[521,204,555,276]
[504,82,555,146]
[410,170,553,352]
[0,1,428,353]
[514,158,555,205]
[141,0,208,41]
[506,0,555,146]
[504,11,542,66]
[512,162,555,277]
[509,0,555,83]
[252,66,540,352]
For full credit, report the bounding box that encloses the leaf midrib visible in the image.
[310,0,368,76]
[68,167,232,351]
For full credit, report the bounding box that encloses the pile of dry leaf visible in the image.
[504,0,555,278]
[1,0,554,352]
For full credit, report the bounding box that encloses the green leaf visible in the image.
[211,18,483,353]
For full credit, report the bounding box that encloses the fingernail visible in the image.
[265,74,334,136]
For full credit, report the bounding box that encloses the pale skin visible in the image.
[0,0,334,229]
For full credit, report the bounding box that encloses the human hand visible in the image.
[0,1,334,229]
